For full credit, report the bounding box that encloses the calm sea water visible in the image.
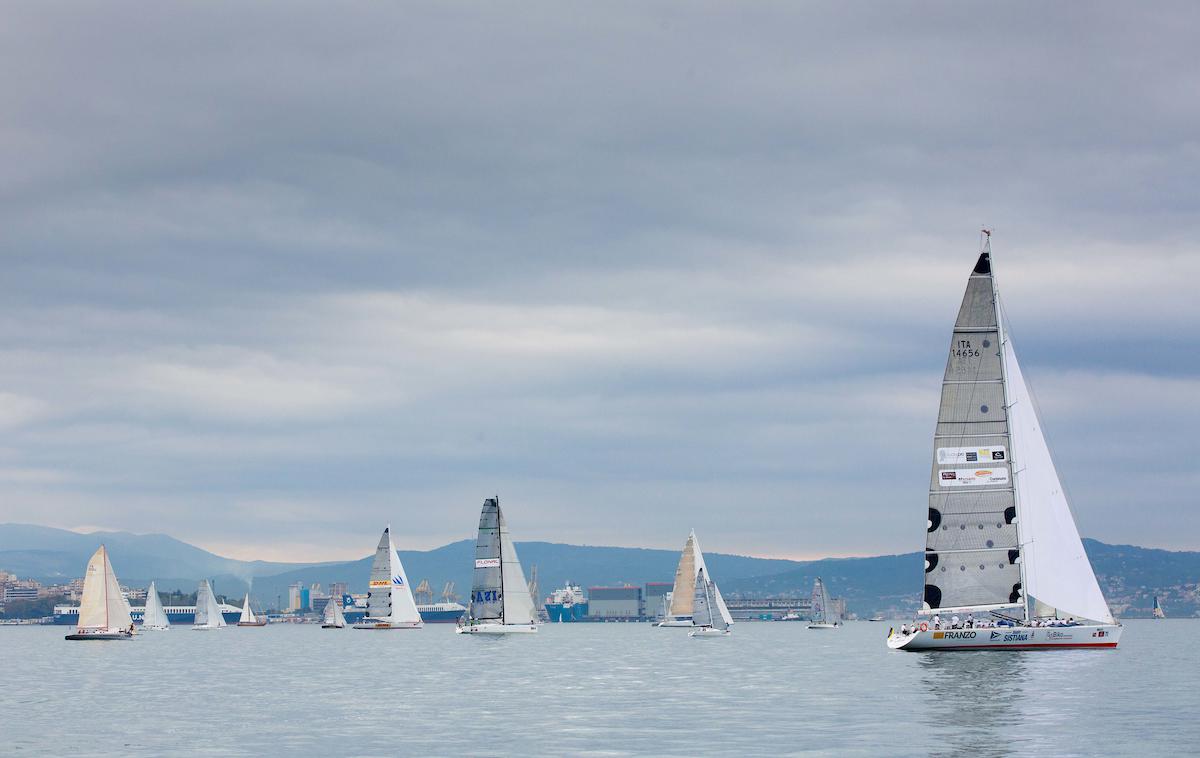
[2,619,1196,756]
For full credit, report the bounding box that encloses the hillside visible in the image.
[2,525,1196,617]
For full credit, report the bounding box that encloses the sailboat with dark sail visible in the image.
[353,525,423,629]
[889,233,1122,650]
[457,497,538,635]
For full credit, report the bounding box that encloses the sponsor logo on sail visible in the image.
[475,558,501,568]
[939,466,1010,487]
[937,446,1007,465]
[369,580,390,588]
[941,472,957,480]
[392,575,404,586]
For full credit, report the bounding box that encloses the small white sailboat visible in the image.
[1153,596,1166,619]
[888,234,1122,651]
[353,525,423,629]
[322,596,347,629]
[193,579,227,630]
[688,567,733,637]
[808,577,840,629]
[658,529,731,628]
[237,593,267,627]
[65,545,134,640]
[457,497,538,635]
[141,580,170,631]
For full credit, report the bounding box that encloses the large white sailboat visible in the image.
[808,577,840,629]
[353,525,423,629]
[141,580,170,631]
[237,593,267,627]
[457,497,538,635]
[65,545,134,640]
[688,567,733,637]
[658,529,731,628]
[889,235,1122,651]
[193,579,227,630]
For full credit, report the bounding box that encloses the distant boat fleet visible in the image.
[62,237,1126,651]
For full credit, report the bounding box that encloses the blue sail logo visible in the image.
[392,575,404,586]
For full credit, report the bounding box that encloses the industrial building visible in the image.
[586,586,643,620]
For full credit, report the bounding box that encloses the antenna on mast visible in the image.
[981,227,992,253]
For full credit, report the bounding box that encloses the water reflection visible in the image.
[917,651,1028,758]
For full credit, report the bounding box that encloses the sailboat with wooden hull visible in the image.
[889,235,1122,651]
[237,593,267,627]
[808,577,840,629]
[65,546,134,641]
[457,497,538,635]
[353,526,423,629]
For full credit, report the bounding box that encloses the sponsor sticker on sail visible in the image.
[938,466,1010,487]
[937,446,1007,465]
[369,580,391,588]
[475,558,501,568]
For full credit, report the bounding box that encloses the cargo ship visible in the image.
[53,603,242,626]
[544,583,588,622]
[343,602,466,624]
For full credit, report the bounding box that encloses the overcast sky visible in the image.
[1,2,1197,562]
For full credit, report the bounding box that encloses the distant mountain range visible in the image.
[2,524,1196,618]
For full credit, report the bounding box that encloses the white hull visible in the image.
[689,627,731,638]
[140,624,169,631]
[192,625,224,630]
[455,623,538,635]
[656,618,695,628]
[352,620,423,630]
[808,622,840,629]
[65,630,133,641]
[888,624,1122,651]
[322,624,345,629]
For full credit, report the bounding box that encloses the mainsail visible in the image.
[76,545,133,633]
[924,243,1113,624]
[142,581,170,629]
[692,568,712,627]
[363,526,421,625]
[811,577,833,624]
[468,497,536,626]
[194,580,226,628]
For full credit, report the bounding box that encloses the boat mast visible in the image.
[987,230,1031,624]
[495,495,504,625]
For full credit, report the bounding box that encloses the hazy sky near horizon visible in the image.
[1,2,1197,562]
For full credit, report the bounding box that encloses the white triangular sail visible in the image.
[1004,331,1115,625]
[76,546,133,633]
[323,596,347,627]
[142,581,169,629]
[239,593,257,624]
[194,580,226,628]
[364,526,421,626]
[499,502,537,625]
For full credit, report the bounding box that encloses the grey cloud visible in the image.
[0,2,1197,560]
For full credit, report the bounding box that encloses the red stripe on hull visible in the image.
[920,642,1118,650]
